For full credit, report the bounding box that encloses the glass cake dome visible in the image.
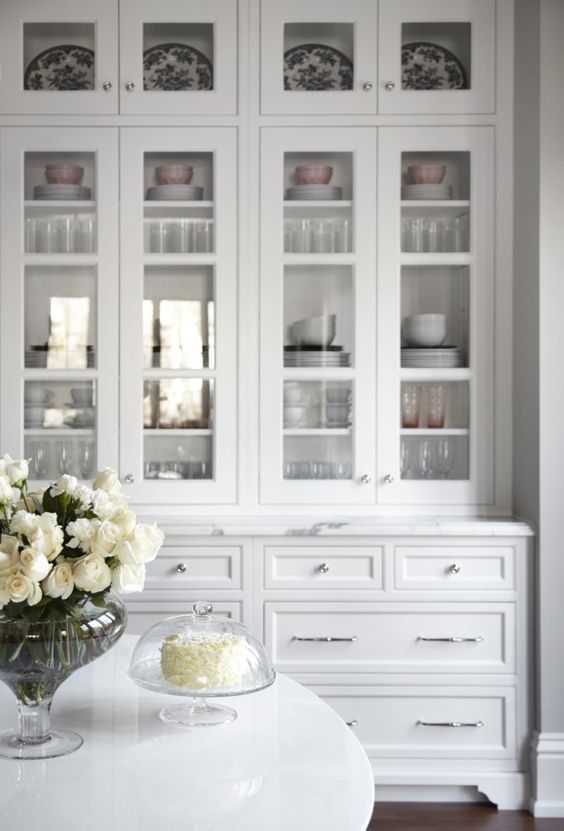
[128,601,276,727]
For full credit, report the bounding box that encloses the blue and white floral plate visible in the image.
[401,41,467,90]
[283,43,353,91]
[24,44,95,91]
[143,42,213,91]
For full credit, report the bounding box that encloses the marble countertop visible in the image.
[135,515,535,538]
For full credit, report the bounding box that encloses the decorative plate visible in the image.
[143,42,213,91]
[401,41,467,90]
[283,43,353,91]
[24,45,95,91]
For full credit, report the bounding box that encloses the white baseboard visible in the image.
[530,731,564,817]
[372,771,529,810]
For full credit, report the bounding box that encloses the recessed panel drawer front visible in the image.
[126,601,241,635]
[314,687,515,760]
[394,546,515,591]
[144,546,242,589]
[264,546,383,589]
[265,603,515,673]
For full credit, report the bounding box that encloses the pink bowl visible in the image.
[156,164,194,185]
[45,164,84,185]
[294,165,333,185]
[407,164,446,184]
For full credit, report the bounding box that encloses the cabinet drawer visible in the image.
[145,546,241,590]
[265,602,515,674]
[314,686,516,760]
[264,546,383,589]
[394,546,515,591]
[125,600,241,635]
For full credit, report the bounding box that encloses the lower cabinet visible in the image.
[124,529,533,809]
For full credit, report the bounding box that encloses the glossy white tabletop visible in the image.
[0,635,374,831]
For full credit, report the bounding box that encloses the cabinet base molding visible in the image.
[529,731,564,817]
[372,771,529,810]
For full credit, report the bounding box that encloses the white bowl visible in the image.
[25,406,46,427]
[283,404,306,427]
[325,386,350,403]
[402,314,447,347]
[284,383,305,404]
[290,314,336,347]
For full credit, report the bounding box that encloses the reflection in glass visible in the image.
[143,299,215,370]
[143,379,213,430]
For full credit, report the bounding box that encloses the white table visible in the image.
[0,635,374,831]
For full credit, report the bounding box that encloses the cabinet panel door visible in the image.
[377,126,494,505]
[119,127,237,504]
[119,0,237,114]
[0,127,119,478]
[378,0,495,115]
[260,0,377,115]
[0,0,118,114]
[259,127,377,504]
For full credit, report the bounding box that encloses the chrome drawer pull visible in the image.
[448,564,461,574]
[176,563,187,574]
[346,719,358,728]
[417,720,484,728]
[417,636,483,643]
[293,636,358,643]
[318,563,330,573]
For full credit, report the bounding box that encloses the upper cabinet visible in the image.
[0,0,237,115]
[260,0,495,116]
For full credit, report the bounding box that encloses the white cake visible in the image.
[161,632,247,689]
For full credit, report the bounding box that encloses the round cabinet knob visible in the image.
[361,81,374,91]
[124,474,135,484]
[318,563,330,574]
[346,719,358,728]
[359,474,372,485]
[449,564,461,574]
[176,563,187,574]
[102,81,113,91]
[384,81,396,91]
[125,81,135,91]
[383,474,394,485]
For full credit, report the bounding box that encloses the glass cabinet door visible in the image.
[119,0,237,115]
[0,0,118,115]
[377,126,494,505]
[378,0,495,115]
[0,127,119,480]
[260,127,377,504]
[120,127,237,503]
[260,0,377,115]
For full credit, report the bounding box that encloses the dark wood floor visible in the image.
[368,804,564,830]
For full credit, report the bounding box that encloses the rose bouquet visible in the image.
[0,456,164,759]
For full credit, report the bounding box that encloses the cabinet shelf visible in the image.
[400,253,471,266]
[283,428,352,436]
[24,201,96,213]
[143,254,216,265]
[400,368,471,382]
[283,368,355,380]
[24,428,95,436]
[400,428,469,436]
[283,201,353,209]
[144,201,214,216]
[401,200,470,210]
[282,254,356,266]
[143,429,212,437]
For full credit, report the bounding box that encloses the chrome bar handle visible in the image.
[293,636,358,643]
[417,720,484,728]
[417,636,483,643]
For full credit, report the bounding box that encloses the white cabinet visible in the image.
[0,0,237,115]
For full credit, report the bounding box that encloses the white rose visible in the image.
[19,547,52,582]
[113,524,164,566]
[23,514,64,562]
[73,484,94,509]
[9,510,37,538]
[66,517,100,552]
[72,553,112,593]
[50,474,79,498]
[92,468,123,497]
[91,489,128,520]
[42,561,74,600]
[0,580,10,610]
[109,508,137,538]
[5,571,42,606]
[0,474,12,505]
[0,535,20,573]
[3,456,29,486]
[90,520,122,558]
[111,562,146,594]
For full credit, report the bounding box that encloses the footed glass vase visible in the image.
[0,592,127,760]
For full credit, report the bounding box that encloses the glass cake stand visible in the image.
[128,602,276,727]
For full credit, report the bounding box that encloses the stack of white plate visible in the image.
[401,183,452,200]
[25,348,95,369]
[146,185,204,201]
[33,184,92,200]
[24,351,48,368]
[401,347,465,368]
[284,346,350,367]
[285,184,343,201]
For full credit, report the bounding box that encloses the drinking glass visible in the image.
[401,384,421,428]
[78,441,95,479]
[291,219,311,253]
[77,218,96,253]
[29,441,49,478]
[427,384,448,428]
[435,439,455,479]
[400,441,411,479]
[194,220,213,253]
[56,440,75,475]
[334,218,351,253]
[311,220,334,253]
[416,440,433,479]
